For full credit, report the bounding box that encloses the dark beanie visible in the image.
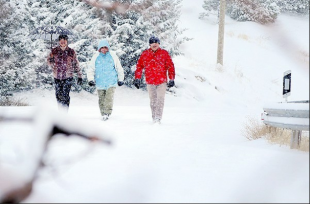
[149,36,160,44]
[59,35,68,41]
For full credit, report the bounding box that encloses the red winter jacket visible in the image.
[135,48,175,85]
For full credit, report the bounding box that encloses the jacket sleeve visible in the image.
[166,51,175,81]
[135,52,145,79]
[72,50,82,78]
[111,52,125,82]
[47,50,54,67]
[87,53,97,82]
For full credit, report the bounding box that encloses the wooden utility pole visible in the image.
[217,0,226,66]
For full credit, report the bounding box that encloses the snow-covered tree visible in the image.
[107,13,150,87]
[140,0,188,56]
[201,0,309,24]
[199,0,221,20]
[1,0,188,93]
[200,0,281,24]
[106,0,189,88]
[0,0,36,95]
[27,0,108,91]
[228,0,280,23]
[276,0,309,15]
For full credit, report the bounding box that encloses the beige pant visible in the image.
[147,83,167,120]
[97,87,116,116]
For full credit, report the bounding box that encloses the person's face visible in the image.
[150,42,160,51]
[59,39,68,47]
[100,46,109,54]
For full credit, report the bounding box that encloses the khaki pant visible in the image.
[97,87,116,116]
[147,83,167,120]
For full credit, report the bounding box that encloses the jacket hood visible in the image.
[97,39,111,51]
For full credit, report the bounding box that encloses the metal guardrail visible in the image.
[261,101,309,149]
[287,100,309,103]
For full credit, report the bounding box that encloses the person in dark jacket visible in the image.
[134,36,175,124]
[47,35,83,111]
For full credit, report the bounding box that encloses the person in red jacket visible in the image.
[134,36,175,124]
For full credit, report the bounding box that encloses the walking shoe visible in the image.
[153,119,161,124]
[102,114,110,121]
[156,119,161,124]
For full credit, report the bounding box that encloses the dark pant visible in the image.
[54,77,73,108]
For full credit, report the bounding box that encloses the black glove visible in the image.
[167,80,175,88]
[118,81,124,86]
[77,78,83,85]
[88,81,96,87]
[49,57,55,63]
[133,79,140,89]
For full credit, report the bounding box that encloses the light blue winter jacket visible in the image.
[87,39,124,90]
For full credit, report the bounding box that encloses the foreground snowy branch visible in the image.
[0,108,112,203]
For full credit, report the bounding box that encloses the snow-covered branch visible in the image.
[0,108,112,203]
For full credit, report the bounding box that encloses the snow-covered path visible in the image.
[1,88,308,203]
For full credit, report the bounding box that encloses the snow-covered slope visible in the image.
[174,0,309,105]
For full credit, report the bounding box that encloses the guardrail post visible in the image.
[290,130,302,149]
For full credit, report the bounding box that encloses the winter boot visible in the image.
[102,114,110,121]
[153,118,161,124]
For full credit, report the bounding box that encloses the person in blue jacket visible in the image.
[87,39,124,121]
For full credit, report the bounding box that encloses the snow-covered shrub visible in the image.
[200,0,281,24]
[276,0,309,15]
[0,0,36,94]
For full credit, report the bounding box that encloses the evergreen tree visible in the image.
[107,11,150,88]
[276,0,309,15]
[107,0,189,88]
[201,0,308,23]
[228,0,280,23]
[200,0,280,24]
[140,0,187,56]
[199,0,220,20]
[0,0,36,96]
[27,0,107,92]
[1,0,188,93]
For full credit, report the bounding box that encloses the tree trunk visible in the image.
[217,0,226,66]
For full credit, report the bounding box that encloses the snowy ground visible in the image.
[0,0,309,203]
[1,87,308,203]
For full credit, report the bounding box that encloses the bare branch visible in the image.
[78,0,154,14]
[0,116,33,123]
[51,126,112,145]
[80,0,130,14]
[0,182,33,203]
